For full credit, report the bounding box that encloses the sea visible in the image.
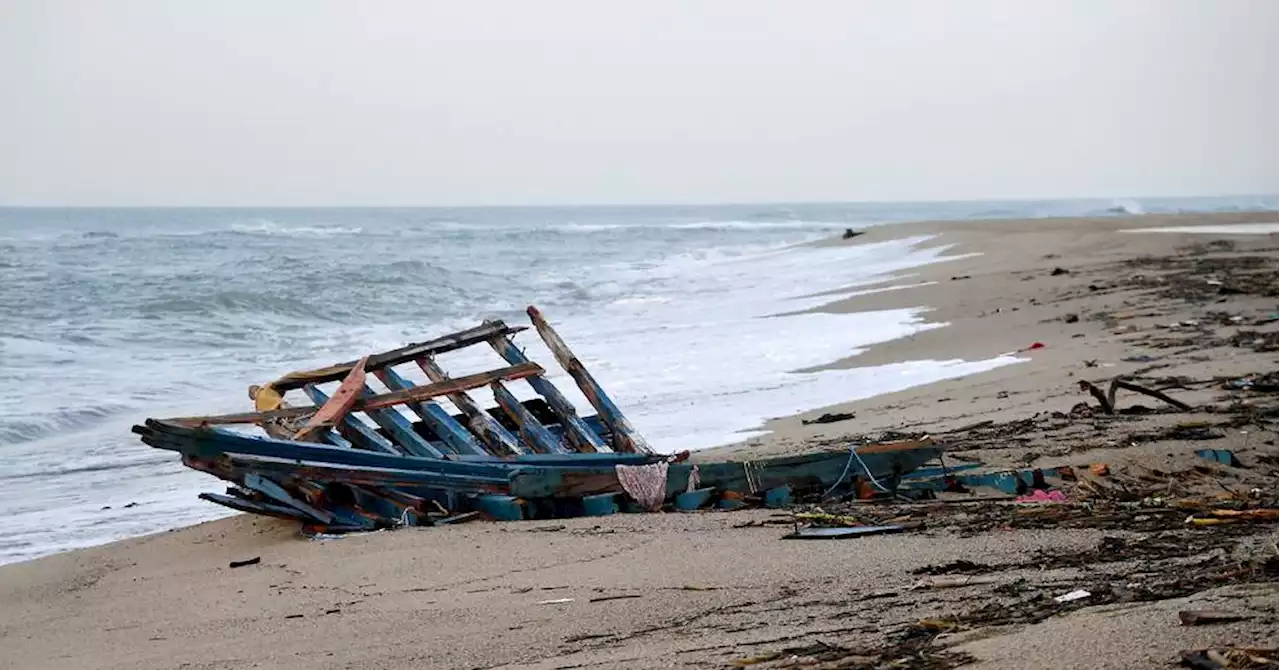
[0,195,1274,565]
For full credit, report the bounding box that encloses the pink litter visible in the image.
[1015,489,1068,503]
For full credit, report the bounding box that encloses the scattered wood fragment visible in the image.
[1178,610,1251,626]
[801,412,855,426]
[228,557,261,569]
[1078,378,1191,414]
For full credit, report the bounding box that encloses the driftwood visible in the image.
[1078,378,1192,414]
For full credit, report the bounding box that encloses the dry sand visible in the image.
[1,212,1276,670]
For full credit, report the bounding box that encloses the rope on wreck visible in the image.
[822,443,893,500]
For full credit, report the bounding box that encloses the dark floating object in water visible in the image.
[134,306,941,532]
[841,228,864,240]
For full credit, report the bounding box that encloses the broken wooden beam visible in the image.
[417,356,526,456]
[268,321,526,391]
[488,333,609,453]
[171,363,543,427]
[526,306,652,454]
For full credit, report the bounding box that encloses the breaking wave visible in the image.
[229,219,364,237]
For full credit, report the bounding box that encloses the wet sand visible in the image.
[0,212,1276,669]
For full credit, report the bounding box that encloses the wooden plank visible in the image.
[269,321,526,391]
[353,385,447,458]
[418,356,526,456]
[138,420,523,479]
[293,356,368,440]
[488,335,609,453]
[303,385,401,454]
[198,492,318,522]
[242,473,336,524]
[226,454,512,492]
[526,306,652,453]
[490,382,569,454]
[373,367,488,456]
[170,363,543,427]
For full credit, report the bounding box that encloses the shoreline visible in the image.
[1,210,1276,669]
[694,210,1278,462]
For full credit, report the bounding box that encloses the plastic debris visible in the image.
[1053,589,1091,603]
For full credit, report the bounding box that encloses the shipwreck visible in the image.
[133,306,941,531]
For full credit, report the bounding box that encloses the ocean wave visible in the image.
[229,220,364,237]
[667,220,849,231]
[0,403,134,446]
[137,290,323,320]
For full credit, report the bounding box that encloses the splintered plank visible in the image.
[490,382,569,454]
[353,384,448,458]
[374,366,488,456]
[242,473,336,524]
[170,363,543,427]
[526,306,652,454]
[269,322,526,391]
[303,385,401,454]
[418,357,526,456]
[488,335,609,453]
[293,356,368,441]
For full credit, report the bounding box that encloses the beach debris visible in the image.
[911,575,998,590]
[133,306,943,532]
[1184,509,1278,526]
[537,598,575,605]
[229,557,261,568]
[1015,489,1068,504]
[1178,610,1252,626]
[841,228,864,239]
[588,594,642,603]
[1196,449,1243,467]
[1078,378,1191,414]
[1063,313,1080,323]
[950,275,971,281]
[784,524,907,540]
[801,411,855,425]
[1052,589,1091,603]
[1050,267,1070,276]
[1179,647,1279,670]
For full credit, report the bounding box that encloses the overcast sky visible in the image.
[1,1,1275,206]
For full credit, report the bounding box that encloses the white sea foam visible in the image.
[229,219,364,236]
[1121,223,1278,235]
[431,235,1018,452]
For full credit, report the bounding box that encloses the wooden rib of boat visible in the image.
[134,306,942,530]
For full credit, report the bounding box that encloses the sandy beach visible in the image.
[1,212,1276,670]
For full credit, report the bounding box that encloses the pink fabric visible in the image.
[1016,489,1068,503]
[616,462,669,511]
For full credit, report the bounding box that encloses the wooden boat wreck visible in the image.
[133,306,941,531]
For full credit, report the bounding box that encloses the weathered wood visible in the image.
[491,382,569,454]
[526,306,652,454]
[488,334,609,453]
[353,384,447,458]
[242,473,336,524]
[1111,378,1192,411]
[505,442,943,500]
[293,356,368,441]
[171,363,543,427]
[227,454,513,492]
[303,385,401,454]
[417,356,526,456]
[373,366,488,456]
[138,420,524,479]
[269,321,526,391]
[198,492,319,522]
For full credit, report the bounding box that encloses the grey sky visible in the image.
[1,1,1275,206]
